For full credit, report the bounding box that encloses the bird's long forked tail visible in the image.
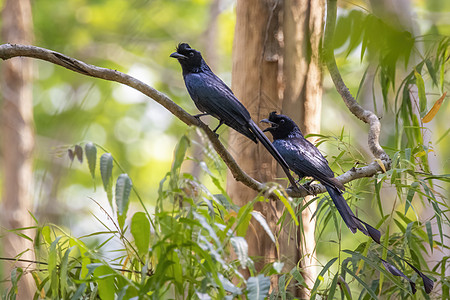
[248,120,299,190]
[325,185,380,243]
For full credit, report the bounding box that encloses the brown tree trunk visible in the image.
[0,0,35,297]
[228,0,324,297]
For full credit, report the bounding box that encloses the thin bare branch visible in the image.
[323,0,391,166]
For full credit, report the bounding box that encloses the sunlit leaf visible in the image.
[94,265,115,300]
[414,69,427,118]
[421,92,446,123]
[375,159,387,173]
[131,212,150,256]
[273,190,298,226]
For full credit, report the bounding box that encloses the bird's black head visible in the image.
[170,43,205,74]
[260,111,301,140]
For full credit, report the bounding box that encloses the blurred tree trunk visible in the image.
[0,0,35,297]
[228,0,324,297]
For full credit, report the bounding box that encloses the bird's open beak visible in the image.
[260,119,277,132]
[170,52,187,60]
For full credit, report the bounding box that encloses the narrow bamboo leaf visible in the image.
[115,174,132,229]
[84,142,97,180]
[131,212,150,256]
[74,145,83,163]
[230,236,248,268]
[405,182,419,214]
[247,274,270,300]
[425,59,438,87]
[100,153,114,206]
[375,159,387,173]
[440,49,447,92]
[425,221,433,252]
[60,247,73,299]
[274,190,298,226]
[422,92,446,123]
[311,257,338,299]
[414,69,427,118]
[251,211,276,243]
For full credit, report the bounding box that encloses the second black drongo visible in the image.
[170,43,298,188]
[261,112,380,242]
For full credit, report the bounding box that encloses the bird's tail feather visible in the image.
[325,186,380,244]
[248,120,299,189]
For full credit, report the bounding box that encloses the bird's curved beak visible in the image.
[260,119,277,132]
[170,52,187,60]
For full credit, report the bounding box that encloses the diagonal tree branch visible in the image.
[323,0,391,166]
[0,43,388,199]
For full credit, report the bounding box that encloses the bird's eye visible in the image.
[279,119,285,125]
[189,52,195,57]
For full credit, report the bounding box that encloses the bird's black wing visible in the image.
[273,137,338,187]
[184,71,256,141]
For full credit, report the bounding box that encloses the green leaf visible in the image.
[131,212,150,256]
[251,211,275,243]
[116,174,132,229]
[414,69,427,118]
[84,142,97,180]
[100,153,114,206]
[328,273,339,300]
[405,181,419,214]
[94,265,116,300]
[60,247,73,299]
[230,236,249,267]
[311,257,338,299]
[345,265,379,299]
[425,221,433,252]
[172,135,190,173]
[274,189,298,226]
[246,274,270,300]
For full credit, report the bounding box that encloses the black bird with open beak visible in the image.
[261,112,380,242]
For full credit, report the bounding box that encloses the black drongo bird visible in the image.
[261,112,380,242]
[170,43,299,189]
